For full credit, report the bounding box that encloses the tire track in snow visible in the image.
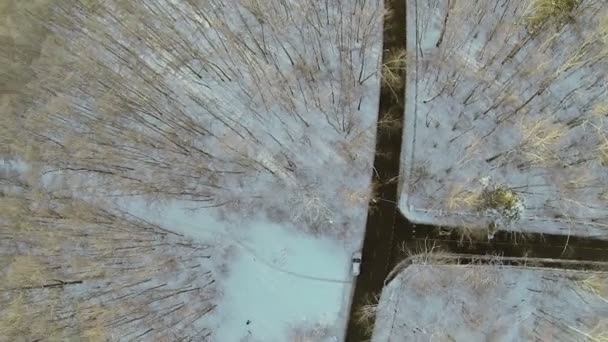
[222,229,353,284]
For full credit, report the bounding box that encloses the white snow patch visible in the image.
[212,225,350,341]
[119,199,354,341]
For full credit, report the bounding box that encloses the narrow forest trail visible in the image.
[344,0,407,339]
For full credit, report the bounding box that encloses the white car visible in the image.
[351,252,362,276]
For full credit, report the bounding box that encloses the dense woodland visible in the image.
[402,0,608,235]
[3,0,383,236]
[1,0,382,339]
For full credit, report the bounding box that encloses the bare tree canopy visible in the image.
[0,168,218,341]
[3,0,382,237]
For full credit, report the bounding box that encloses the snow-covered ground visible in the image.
[5,0,384,340]
[400,0,608,238]
[373,262,608,341]
[2,160,364,341]
[122,200,355,341]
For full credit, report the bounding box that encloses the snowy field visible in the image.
[2,0,383,340]
[373,262,608,341]
[400,0,608,238]
[122,200,355,341]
